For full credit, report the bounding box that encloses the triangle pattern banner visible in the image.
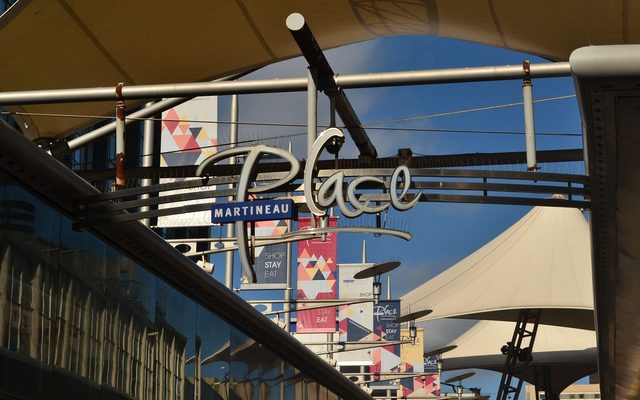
[157,96,218,228]
[296,217,338,333]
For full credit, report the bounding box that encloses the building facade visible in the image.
[525,384,601,400]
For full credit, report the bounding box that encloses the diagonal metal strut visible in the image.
[287,12,378,163]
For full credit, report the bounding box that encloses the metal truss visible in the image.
[533,364,557,400]
[72,150,589,227]
[496,309,541,400]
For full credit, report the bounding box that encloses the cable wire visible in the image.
[1,94,576,130]
[364,94,576,126]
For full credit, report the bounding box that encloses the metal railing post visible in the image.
[141,101,155,226]
[114,83,126,190]
[225,94,238,289]
[523,60,537,170]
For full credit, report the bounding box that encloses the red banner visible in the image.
[296,216,338,333]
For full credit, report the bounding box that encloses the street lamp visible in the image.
[424,344,458,377]
[394,309,432,345]
[444,372,476,400]
[354,261,401,305]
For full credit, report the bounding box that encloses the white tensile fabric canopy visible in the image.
[441,320,597,393]
[401,204,594,330]
[0,0,637,139]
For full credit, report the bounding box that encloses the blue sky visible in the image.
[210,35,584,398]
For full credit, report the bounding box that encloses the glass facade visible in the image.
[0,0,16,15]
[0,170,341,400]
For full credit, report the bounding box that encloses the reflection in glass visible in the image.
[0,171,345,399]
[196,305,230,399]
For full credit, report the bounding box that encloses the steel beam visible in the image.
[225,94,238,289]
[287,13,377,161]
[75,148,585,182]
[114,84,126,190]
[522,61,538,170]
[67,96,193,152]
[0,64,571,106]
[140,101,155,226]
[74,191,589,227]
[64,71,252,153]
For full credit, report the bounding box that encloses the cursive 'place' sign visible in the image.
[195,128,421,282]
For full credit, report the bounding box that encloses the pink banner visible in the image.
[296,217,338,333]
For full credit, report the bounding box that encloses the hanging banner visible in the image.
[296,217,338,333]
[335,263,374,365]
[241,219,288,289]
[371,300,402,388]
[420,374,441,396]
[400,328,425,396]
[156,96,218,227]
[424,355,440,372]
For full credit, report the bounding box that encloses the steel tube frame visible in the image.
[522,61,537,170]
[225,94,238,289]
[140,101,155,226]
[523,83,537,170]
[287,12,377,161]
[66,72,250,152]
[285,141,293,332]
[307,68,317,229]
[247,299,368,304]
[114,88,126,190]
[335,62,571,88]
[307,68,317,158]
[67,96,193,151]
[0,63,571,106]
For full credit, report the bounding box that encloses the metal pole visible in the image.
[65,73,252,152]
[307,68,317,158]
[335,63,571,88]
[307,67,318,229]
[140,101,155,227]
[387,275,391,300]
[284,141,293,332]
[68,96,192,152]
[114,83,126,190]
[523,60,537,170]
[287,12,377,161]
[0,63,571,106]
[225,94,238,289]
[284,218,292,331]
[362,240,366,263]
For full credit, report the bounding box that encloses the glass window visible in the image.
[0,170,344,399]
[197,304,230,399]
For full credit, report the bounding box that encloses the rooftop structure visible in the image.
[401,205,594,330]
[443,320,597,394]
[1,1,639,398]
